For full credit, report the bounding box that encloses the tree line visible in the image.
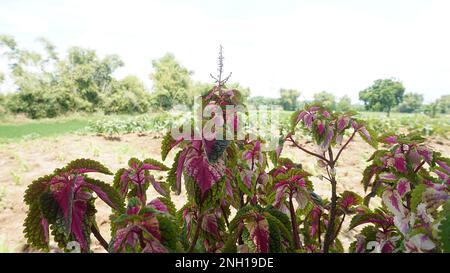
[0,35,448,119]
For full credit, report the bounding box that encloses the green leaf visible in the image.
[62,158,112,175]
[229,205,257,232]
[410,184,427,212]
[143,158,170,171]
[438,201,450,253]
[361,165,376,191]
[161,131,179,161]
[39,191,60,223]
[23,175,52,251]
[266,215,281,252]
[157,214,180,252]
[349,212,384,230]
[157,196,177,216]
[264,206,292,235]
[112,168,127,193]
[167,150,182,193]
[358,125,378,149]
[84,178,125,213]
[223,229,239,253]
[264,211,293,249]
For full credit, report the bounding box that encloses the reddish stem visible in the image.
[91,225,109,252]
[289,193,302,250]
[334,130,357,164]
[188,213,205,253]
[288,136,329,163]
[414,160,426,173]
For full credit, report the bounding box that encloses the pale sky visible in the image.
[1,0,449,103]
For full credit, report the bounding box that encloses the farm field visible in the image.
[0,111,449,252]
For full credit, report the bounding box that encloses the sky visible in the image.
[0,0,449,103]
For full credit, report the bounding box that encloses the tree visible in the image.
[0,35,72,118]
[436,95,450,114]
[102,75,151,114]
[58,47,124,110]
[359,78,405,116]
[149,53,192,110]
[0,35,125,118]
[397,93,423,113]
[247,96,280,107]
[279,88,300,111]
[313,91,336,110]
[337,95,352,112]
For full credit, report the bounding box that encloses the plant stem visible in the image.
[414,160,426,173]
[364,179,381,206]
[221,204,230,229]
[332,214,345,243]
[288,136,329,163]
[334,130,357,163]
[91,224,109,252]
[188,213,205,253]
[289,193,302,250]
[317,211,322,245]
[323,175,337,253]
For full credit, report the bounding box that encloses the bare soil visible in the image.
[0,133,448,252]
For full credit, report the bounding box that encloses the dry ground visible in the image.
[0,133,449,252]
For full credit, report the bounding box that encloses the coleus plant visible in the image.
[23,159,125,252]
[22,100,450,253]
[21,52,449,252]
[349,133,450,253]
[283,105,377,252]
[109,158,179,253]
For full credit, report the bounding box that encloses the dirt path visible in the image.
[0,133,448,252]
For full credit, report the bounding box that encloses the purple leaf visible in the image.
[142,238,168,253]
[340,195,355,209]
[246,214,270,253]
[148,176,168,198]
[393,154,407,173]
[337,116,350,132]
[274,181,288,206]
[142,218,161,240]
[202,213,220,239]
[309,106,321,112]
[70,200,89,251]
[359,127,372,142]
[304,113,313,129]
[294,190,308,209]
[174,149,188,195]
[408,147,421,167]
[148,198,169,213]
[321,126,334,151]
[241,170,253,189]
[417,147,433,163]
[383,135,397,144]
[405,234,436,253]
[184,149,225,197]
[225,178,234,199]
[40,217,49,244]
[84,181,122,211]
[437,160,450,174]
[379,172,397,181]
[382,188,405,217]
[295,111,307,125]
[317,121,325,135]
[309,207,321,237]
[396,178,411,197]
